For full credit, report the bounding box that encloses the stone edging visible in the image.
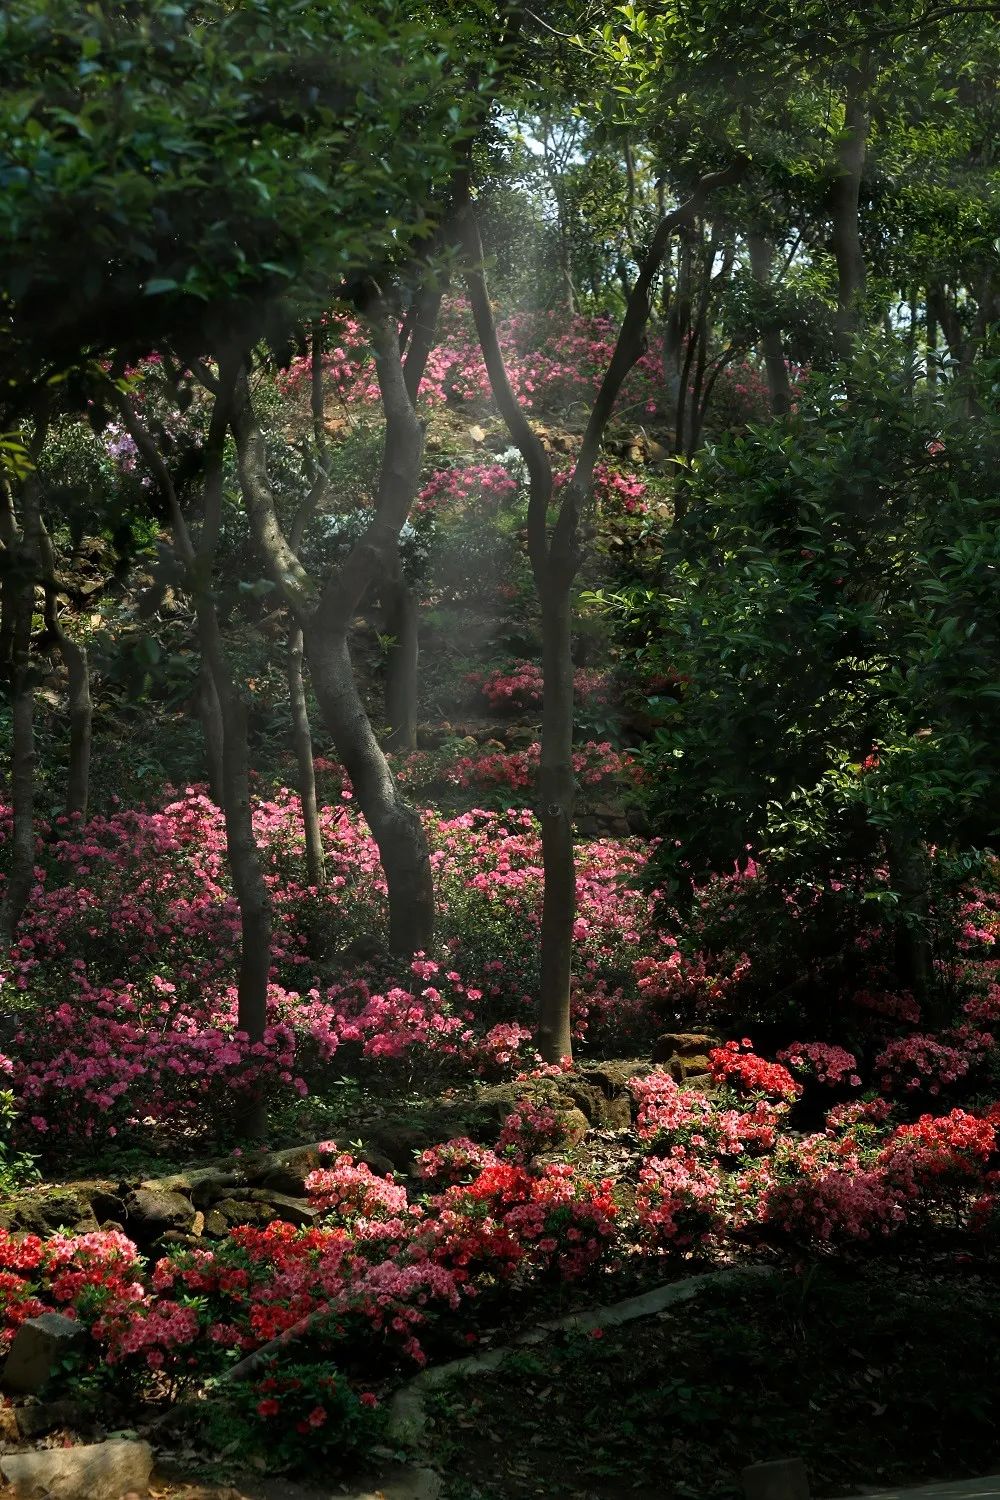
[387,1262,776,1450]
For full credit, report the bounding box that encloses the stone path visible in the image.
[843,1481,1000,1499]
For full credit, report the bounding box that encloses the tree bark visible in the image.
[748,232,792,416]
[198,659,226,805]
[114,376,272,1138]
[305,619,433,952]
[536,590,575,1062]
[886,830,933,1015]
[382,556,419,754]
[232,301,437,957]
[38,522,91,822]
[0,480,40,952]
[287,623,326,886]
[830,64,872,359]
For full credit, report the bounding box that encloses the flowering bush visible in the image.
[874,1028,994,1097]
[708,1041,801,1103]
[878,1110,997,1219]
[776,1042,861,1089]
[748,1136,907,1245]
[414,1137,500,1190]
[429,1162,618,1284]
[629,1071,782,1161]
[633,1150,723,1252]
[229,1360,385,1470]
[305,1152,410,1226]
[465,661,615,713]
[497,1097,573,1161]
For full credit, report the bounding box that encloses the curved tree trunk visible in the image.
[464,168,739,1063]
[232,301,438,958]
[305,620,433,953]
[287,623,326,886]
[382,555,419,754]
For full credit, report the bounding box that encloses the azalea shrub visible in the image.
[226,1361,386,1471]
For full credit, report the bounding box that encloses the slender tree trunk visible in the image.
[61,635,91,822]
[830,64,872,359]
[287,624,325,886]
[537,589,575,1061]
[38,522,91,822]
[0,484,39,952]
[305,620,433,953]
[463,166,738,1062]
[206,623,272,1139]
[114,373,272,1139]
[198,659,226,804]
[887,830,934,1016]
[748,232,792,416]
[382,555,419,754]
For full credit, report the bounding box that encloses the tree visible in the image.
[464,164,739,1061]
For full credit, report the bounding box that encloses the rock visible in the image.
[552,1106,590,1147]
[0,1401,19,1441]
[139,1169,239,1208]
[0,1437,153,1499]
[123,1188,196,1239]
[1,1313,85,1395]
[654,1032,722,1058]
[3,1189,99,1238]
[243,1190,320,1226]
[13,1397,86,1438]
[742,1457,810,1500]
[559,1075,633,1131]
[651,1032,721,1080]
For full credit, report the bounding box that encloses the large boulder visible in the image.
[123,1187,196,1242]
[650,1032,721,1083]
[1,1313,85,1395]
[0,1188,100,1238]
[0,1437,153,1500]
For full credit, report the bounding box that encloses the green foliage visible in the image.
[0,0,486,390]
[596,356,1000,898]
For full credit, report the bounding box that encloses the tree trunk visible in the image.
[463,168,739,1066]
[887,830,933,1015]
[536,588,576,1062]
[231,303,437,958]
[830,64,872,358]
[0,485,39,953]
[198,607,272,1139]
[198,659,226,804]
[382,555,419,754]
[38,522,91,822]
[305,620,433,954]
[287,623,325,886]
[748,232,792,416]
[113,372,272,1140]
[62,634,91,822]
